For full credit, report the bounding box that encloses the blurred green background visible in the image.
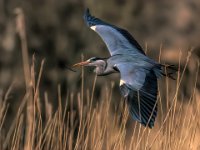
[0,0,200,118]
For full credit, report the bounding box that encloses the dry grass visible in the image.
[0,8,200,150]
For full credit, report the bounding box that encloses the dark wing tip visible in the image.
[83,8,91,27]
[128,90,157,128]
[84,8,98,27]
[83,8,110,27]
[84,8,90,19]
[120,84,157,128]
[85,8,90,13]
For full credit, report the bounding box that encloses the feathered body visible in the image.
[73,9,177,128]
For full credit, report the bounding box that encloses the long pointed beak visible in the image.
[72,61,90,67]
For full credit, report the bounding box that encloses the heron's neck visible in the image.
[95,60,118,76]
[94,60,107,75]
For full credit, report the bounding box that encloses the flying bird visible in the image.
[73,9,176,128]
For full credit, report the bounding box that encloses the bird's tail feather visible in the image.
[161,64,178,80]
[153,64,178,80]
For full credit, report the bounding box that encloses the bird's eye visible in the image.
[89,57,97,62]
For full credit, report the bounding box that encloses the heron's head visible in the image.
[73,57,107,75]
[73,57,106,67]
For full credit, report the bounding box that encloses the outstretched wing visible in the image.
[117,63,158,128]
[84,9,145,56]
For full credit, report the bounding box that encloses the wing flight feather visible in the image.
[84,9,145,56]
[117,64,158,128]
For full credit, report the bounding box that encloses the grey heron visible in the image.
[73,9,176,128]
